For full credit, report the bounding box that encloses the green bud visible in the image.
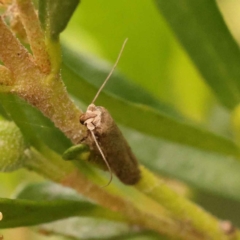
[0,119,28,171]
[62,144,90,161]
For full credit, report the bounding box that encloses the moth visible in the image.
[64,39,140,186]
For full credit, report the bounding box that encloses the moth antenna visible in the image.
[91,38,128,104]
[90,130,113,187]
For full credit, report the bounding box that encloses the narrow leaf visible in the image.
[0,198,109,228]
[154,0,240,109]
[61,48,240,159]
[123,126,240,201]
[0,182,125,228]
[39,0,80,39]
[62,45,183,119]
[0,104,10,120]
[0,94,71,154]
[38,217,140,240]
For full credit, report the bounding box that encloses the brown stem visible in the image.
[60,169,206,239]
[0,65,14,86]
[0,17,86,143]
[15,0,51,74]
[0,16,37,80]
[135,165,240,240]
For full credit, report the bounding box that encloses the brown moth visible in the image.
[80,39,140,186]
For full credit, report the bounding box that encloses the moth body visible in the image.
[80,104,140,185]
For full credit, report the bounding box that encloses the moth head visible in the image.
[80,104,96,124]
[80,104,102,131]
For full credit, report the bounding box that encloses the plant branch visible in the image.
[1,3,238,239]
[135,165,240,239]
[25,146,215,240]
[0,16,37,80]
[0,16,86,144]
[25,148,170,235]
[0,65,14,86]
[15,0,50,74]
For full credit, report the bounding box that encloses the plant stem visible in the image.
[0,17,86,144]
[15,0,50,74]
[24,146,212,239]
[135,165,240,239]
[0,65,14,86]
[0,16,37,80]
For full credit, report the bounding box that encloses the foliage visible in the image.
[1,0,240,239]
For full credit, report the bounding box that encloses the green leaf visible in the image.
[61,45,183,119]
[0,198,93,228]
[39,0,80,39]
[122,126,240,201]
[0,102,9,120]
[13,181,85,201]
[154,0,240,110]
[38,217,141,240]
[0,182,126,229]
[61,47,240,159]
[0,94,71,154]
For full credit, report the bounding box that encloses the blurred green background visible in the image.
[1,0,240,239]
[62,0,212,122]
